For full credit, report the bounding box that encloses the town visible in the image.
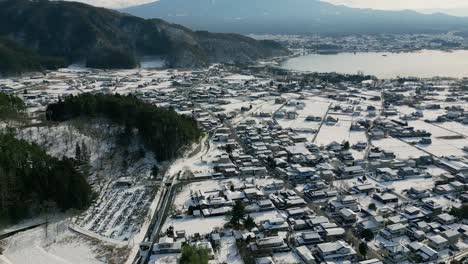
[254,33,468,54]
[1,61,468,264]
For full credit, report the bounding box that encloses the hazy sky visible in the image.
[323,0,468,10]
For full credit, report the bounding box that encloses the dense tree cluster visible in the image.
[451,203,468,220]
[0,133,92,225]
[46,93,201,161]
[180,244,209,264]
[0,92,25,118]
[302,72,377,84]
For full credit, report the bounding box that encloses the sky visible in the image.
[323,0,468,11]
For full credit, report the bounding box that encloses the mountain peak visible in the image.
[123,0,468,34]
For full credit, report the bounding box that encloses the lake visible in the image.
[280,50,468,79]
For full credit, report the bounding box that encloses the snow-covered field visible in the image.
[1,222,128,264]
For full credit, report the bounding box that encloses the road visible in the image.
[312,102,332,143]
[133,131,211,264]
[128,68,215,264]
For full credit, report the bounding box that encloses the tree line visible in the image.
[0,133,92,226]
[0,92,25,118]
[46,93,201,161]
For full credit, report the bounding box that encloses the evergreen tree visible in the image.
[225,144,232,154]
[450,204,468,219]
[228,200,246,228]
[81,141,89,163]
[360,229,375,242]
[75,142,81,163]
[244,215,256,230]
[0,134,92,225]
[343,141,350,150]
[359,242,368,257]
[46,94,201,161]
[180,244,209,264]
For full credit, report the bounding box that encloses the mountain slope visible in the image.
[0,38,66,76]
[122,0,468,34]
[0,0,288,72]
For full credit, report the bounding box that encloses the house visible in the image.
[407,187,430,199]
[422,200,443,216]
[286,110,298,119]
[249,236,289,253]
[373,193,399,204]
[328,195,360,213]
[434,184,455,194]
[244,188,263,200]
[316,241,356,262]
[324,227,346,241]
[450,181,465,192]
[398,166,418,177]
[306,216,330,228]
[336,208,357,227]
[436,213,456,225]
[287,208,310,218]
[294,231,323,246]
[407,242,439,262]
[380,223,406,240]
[441,229,461,245]
[339,165,365,178]
[370,128,385,138]
[352,183,375,194]
[296,246,317,264]
[439,156,468,174]
[380,243,409,264]
[261,218,290,233]
[456,173,468,183]
[428,235,448,250]
[406,227,426,241]
[402,206,425,221]
[152,237,182,254]
[257,199,275,211]
[357,219,383,233]
[285,197,307,208]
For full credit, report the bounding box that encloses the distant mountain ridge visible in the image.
[0,0,288,75]
[122,0,468,34]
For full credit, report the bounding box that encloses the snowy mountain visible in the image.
[122,0,468,34]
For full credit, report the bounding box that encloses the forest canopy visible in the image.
[0,92,25,118]
[46,93,201,161]
[0,133,92,225]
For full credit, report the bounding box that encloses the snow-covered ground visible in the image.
[1,221,128,264]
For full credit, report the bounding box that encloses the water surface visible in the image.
[281,50,468,78]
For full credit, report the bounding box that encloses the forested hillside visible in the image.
[46,94,201,161]
[0,92,25,118]
[0,38,66,76]
[0,0,288,72]
[0,133,92,225]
